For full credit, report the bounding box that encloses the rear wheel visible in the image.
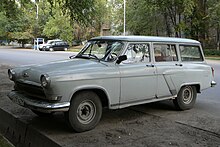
[65,91,102,132]
[64,48,68,51]
[49,48,54,51]
[173,85,197,110]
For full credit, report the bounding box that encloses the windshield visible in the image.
[76,40,124,62]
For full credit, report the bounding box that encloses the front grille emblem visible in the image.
[23,72,29,77]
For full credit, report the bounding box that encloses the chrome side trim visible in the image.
[110,95,177,109]
[8,91,70,112]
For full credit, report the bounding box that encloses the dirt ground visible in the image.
[0,64,220,147]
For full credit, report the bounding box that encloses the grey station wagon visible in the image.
[8,36,216,132]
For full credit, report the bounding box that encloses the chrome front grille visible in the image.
[15,81,46,99]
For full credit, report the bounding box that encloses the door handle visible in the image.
[175,63,183,66]
[146,64,155,67]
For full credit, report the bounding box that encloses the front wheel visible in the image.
[173,85,197,110]
[65,91,102,132]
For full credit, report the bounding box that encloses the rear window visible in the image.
[179,45,203,61]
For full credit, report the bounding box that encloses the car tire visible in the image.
[49,48,54,51]
[173,85,197,110]
[31,110,53,117]
[65,91,102,132]
[64,48,68,51]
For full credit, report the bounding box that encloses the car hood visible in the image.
[36,58,107,74]
[14,58,108,83]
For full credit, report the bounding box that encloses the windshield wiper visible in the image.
[74,54,100,62]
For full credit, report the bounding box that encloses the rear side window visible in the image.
[179,45,203,61]
[154,44,178,62]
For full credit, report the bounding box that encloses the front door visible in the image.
[119,43,157,106]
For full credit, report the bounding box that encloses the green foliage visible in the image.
[47,0,96,26]
[0,0,19,19]
[126,0,163,35]
[0,0,103,45]
[1,0,219,50]
[204,49,220,56]
[43,14,74,44]
[111,0,220,50]
[0,12,9,39]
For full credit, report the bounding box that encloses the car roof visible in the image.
[90,36,200,44]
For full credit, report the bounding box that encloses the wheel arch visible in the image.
[70,87,110,109]
[179,83,201,93]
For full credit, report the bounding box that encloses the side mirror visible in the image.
[116,55,127,64]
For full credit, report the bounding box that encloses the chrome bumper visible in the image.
[211,81,217,87]
[8,91,70,113]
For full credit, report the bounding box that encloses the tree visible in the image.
[43,14,74,44]
[0,0,100,45]
[0,12,9,40]
[47,0,96,26]
[208,0,220,50]
[126,0,164,36]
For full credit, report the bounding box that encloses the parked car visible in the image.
[39,39,61,49]
[41,41,69,51]
[0,40,8,46]
[7,36,216,132]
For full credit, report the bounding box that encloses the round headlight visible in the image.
[8,69,15,81]
[40,74,50,88]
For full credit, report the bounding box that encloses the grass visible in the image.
[68,45,83,52]
[205,56,220,60]
[0,134,13,147]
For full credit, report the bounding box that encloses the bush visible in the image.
[204,49,220,56]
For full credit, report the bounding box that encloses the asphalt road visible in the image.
[0,48,220,146]
[0,48,75,65]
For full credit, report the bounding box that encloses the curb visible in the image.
[0,108,61,147]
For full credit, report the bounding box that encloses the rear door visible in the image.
[153,43,183,97]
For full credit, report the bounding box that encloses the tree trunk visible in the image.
[164,12,172,37]
[217,24,220,50]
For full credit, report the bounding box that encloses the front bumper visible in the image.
[8,91,70,113]
[211,81,217,87]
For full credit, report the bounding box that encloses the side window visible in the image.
[154,44,178,62]
[179,45,203,61]
[124,43,150,63]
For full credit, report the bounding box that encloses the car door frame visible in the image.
[152,42,183,98]
[118,41,158,108]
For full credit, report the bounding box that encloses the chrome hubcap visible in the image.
[77,100,96,124]
[182,86,193,104]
